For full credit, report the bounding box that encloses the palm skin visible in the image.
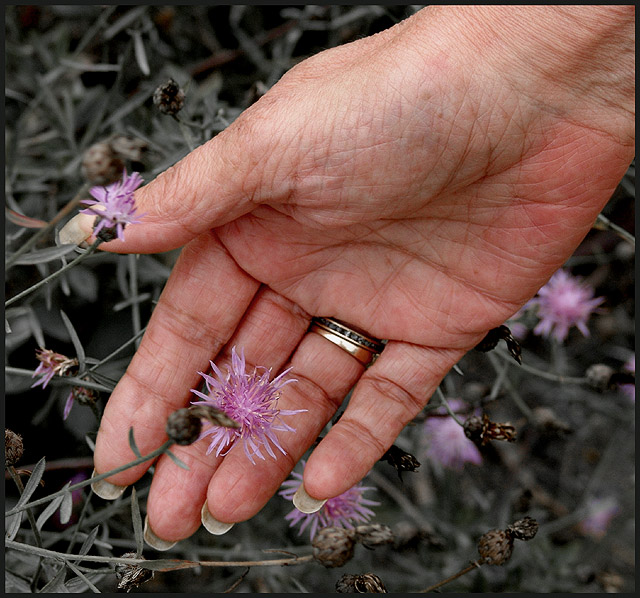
[90,6,634,542]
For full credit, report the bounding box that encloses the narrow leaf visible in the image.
[60,310,85,370]
[79,525,100,556]
[10,244,77,265]
[135,558,199,572]
[5,512,23,541]
[60,488,74,524]
[131,487,144,557]
[38,565,69,593]
[128,427,142,458]
[36,493,65,530]
[132,30,150,76]
[165,449,190,471]
[5,207,47,229]
[15,457,46,509]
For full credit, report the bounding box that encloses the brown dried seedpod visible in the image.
[153,78,185,115]
[507,516,539,541]
[474,325,522,364]
[477,529,514,565]
[71,385,98,407]
[379,444,420,479]
[336,573,388,593]
[5,429,24,467]
[312,526,356,568]
[166,408,202,446]
[188,404,240,429]
[463,413,517,447]
[115,552,154,593]
[82,141,125,185]
[353,523,395,549]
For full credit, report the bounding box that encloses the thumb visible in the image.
[60,123,263,254]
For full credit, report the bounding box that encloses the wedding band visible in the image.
[309,317,384,366]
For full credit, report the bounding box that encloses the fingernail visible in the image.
[201,501,234,535]
[143,515,177,551]
[59,213,96,246]
[90,468,127,500]
[292,483,327,513]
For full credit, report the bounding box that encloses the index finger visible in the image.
[93,230,259,486]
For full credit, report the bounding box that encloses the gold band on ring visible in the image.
[309,317,385,366]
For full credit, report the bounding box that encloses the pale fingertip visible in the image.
[90,468,127,500]
[292,483,327,513]
[59,213,96,246]
[201,500,235,535]
[143,515,177,551]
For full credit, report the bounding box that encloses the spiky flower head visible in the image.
[423,399,483,471]
[279,461,379,540]
[526,269,604,342]
[32,349,78,390]
[80,169,144,241]
[190,347,304,464]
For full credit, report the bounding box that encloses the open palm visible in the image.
[89,6,634,543]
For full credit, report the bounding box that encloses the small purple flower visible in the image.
[526,269,604,343]
[191,347,305,464]
[578,497,620,538]
[32,349,78,390]
[80,169,144,241]
[423,399,482,471]
[279,461,379,540]
[619,355,635,403]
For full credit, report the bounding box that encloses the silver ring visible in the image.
[309,317,385,366]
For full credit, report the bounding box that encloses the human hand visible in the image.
[79,5,633,545]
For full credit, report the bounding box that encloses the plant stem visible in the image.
[5,440,173,517]
[420,559,484,592]
[5,238,102,307]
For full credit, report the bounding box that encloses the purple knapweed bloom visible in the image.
[526,269,604,343]
[578,497,620,539]
[279,461,379,540]
[423,399,483,471]
[32,349,78,390]
[80,169,144,241]
[190,347,305,464]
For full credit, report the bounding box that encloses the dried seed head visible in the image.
[5,429,24,467]
[71,386,98,407]
[507,516,539,541]
[463,413,517,446]
[354,523,395,549]
[336,573,388,593]
[115,552,154,592]
[379,444,420,477]
[532,406,573,436]
[474,325,522,364]
[166,408,202,446]
[585,364,615,392]
[153,78,185,115]
[82,141,126,186]
[312,526,356,568]
[477,529,514,565]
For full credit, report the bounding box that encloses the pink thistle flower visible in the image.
[190,347,305,464]
[423,399,483,471]
[526,269,604,343]
[32,349,78,390]
[80,169,144,241]
[578,497,620,539]
[279,461,379,540]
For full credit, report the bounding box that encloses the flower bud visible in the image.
[166,408,202,446]
[153,79,185,115]
[82,141,125,185]
[336,573,387,593]
[354,523,394,549]
[585,363,615,392]
[5,429,24,467]
[507,516,539,541]
[477,529,514,565]
[115,552,154,592]
[312,526,356,568]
